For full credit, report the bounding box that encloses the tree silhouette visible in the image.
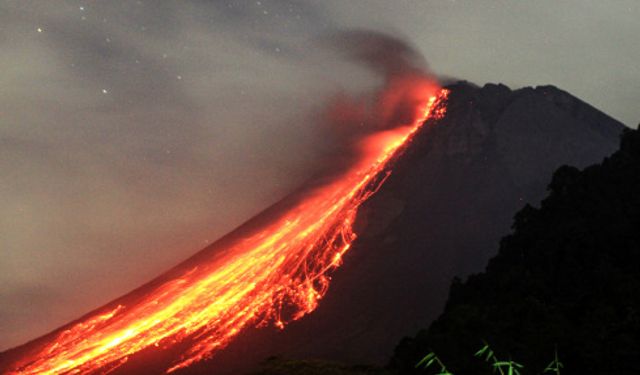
[391,128,640,374]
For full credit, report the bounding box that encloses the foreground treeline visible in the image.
[251,128,640,374]
[392,127,640,374]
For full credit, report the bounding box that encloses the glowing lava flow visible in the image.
[7,90,448,375]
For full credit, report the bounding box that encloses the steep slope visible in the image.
[391,127,640,375]
[175,82,624,374]
[0,82,625,375]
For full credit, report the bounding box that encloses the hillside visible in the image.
[0,82,625,375]
[176,82,625,374]
[391,127,640,374]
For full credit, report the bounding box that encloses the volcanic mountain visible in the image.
[175,81,624,374]
[0,82,624,374]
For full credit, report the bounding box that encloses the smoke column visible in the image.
[321,30,439,155]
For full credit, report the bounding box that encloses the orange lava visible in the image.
[7,90,448,375]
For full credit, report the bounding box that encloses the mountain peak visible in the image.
[421,82,625,189]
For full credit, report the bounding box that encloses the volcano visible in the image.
[0,82,624,375]
[174,82,625,374]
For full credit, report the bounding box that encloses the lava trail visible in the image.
[5,90,448,375]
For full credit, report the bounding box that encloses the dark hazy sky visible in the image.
[1,0,638,350]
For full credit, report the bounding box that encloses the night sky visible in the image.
[1,0,638,350]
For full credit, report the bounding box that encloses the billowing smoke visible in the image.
[325,30,429,78]
[311,30,439,176]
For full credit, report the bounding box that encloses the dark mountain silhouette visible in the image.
[391,126,640,375]
[174,82,625,374]
[0,82,626,375]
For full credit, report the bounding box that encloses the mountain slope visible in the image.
[0,82,625,375]
[175,82,625,374]
[391,126,640,374]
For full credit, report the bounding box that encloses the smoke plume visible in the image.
[312,30,439,174]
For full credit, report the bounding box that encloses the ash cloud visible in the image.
[315,30,439,169]
[323,30,438,131]
[323,30,429,78]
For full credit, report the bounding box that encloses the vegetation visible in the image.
[415,352,452,375]
[391,128,640,374]
[415,341,558,375]
[474,342,524,375]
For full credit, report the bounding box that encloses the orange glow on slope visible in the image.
[7,90,448,375]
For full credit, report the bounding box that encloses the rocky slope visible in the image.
[175,82,625,374]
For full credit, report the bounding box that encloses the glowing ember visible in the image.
[6,90,448,375]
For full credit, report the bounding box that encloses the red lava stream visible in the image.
[6,90,448,375]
